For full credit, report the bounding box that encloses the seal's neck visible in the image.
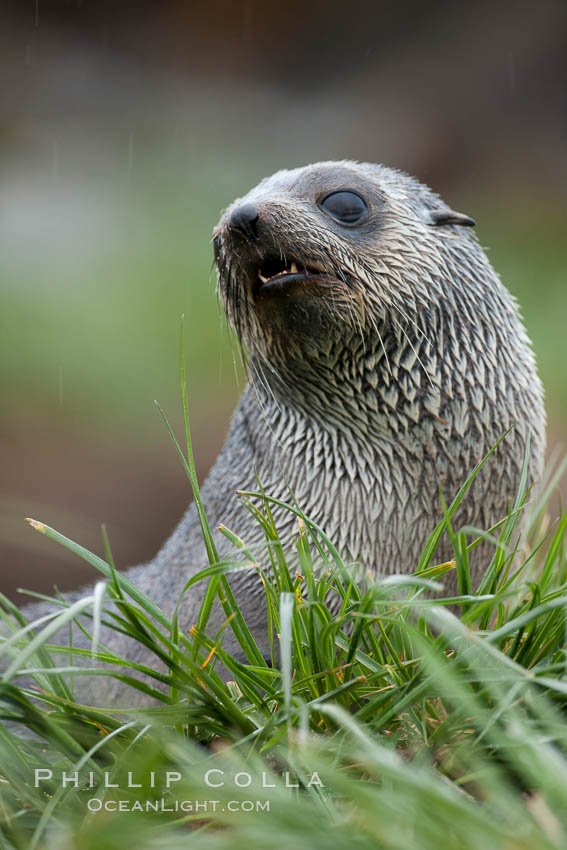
[248,321,427,446]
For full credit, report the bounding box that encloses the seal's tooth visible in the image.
[290,261,298,273]
[258,272,269,284]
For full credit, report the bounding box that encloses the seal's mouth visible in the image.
[254,252,334,298]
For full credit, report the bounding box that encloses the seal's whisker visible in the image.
[332,264,368,356]
[367,309,393,380]
[251,356,282,423]
[391,314,436,392]
[390,297,434,350]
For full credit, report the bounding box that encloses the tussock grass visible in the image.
[1,342,566,849]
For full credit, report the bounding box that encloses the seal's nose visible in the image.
[228,203,259,243]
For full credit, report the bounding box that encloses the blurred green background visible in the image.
[1,0,566,598]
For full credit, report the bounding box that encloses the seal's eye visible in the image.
[318,190,368,226]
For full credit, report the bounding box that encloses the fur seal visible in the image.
[5,161,546,705]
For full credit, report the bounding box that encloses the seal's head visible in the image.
[212,159,542,462]
[213,160,477,374]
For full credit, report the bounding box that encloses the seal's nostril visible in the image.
[228,203,260,242]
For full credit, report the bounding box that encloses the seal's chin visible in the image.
[253,252,338,300]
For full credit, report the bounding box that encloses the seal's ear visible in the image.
[430,209,476,227]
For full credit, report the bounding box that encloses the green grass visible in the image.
[1,353,567,849]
